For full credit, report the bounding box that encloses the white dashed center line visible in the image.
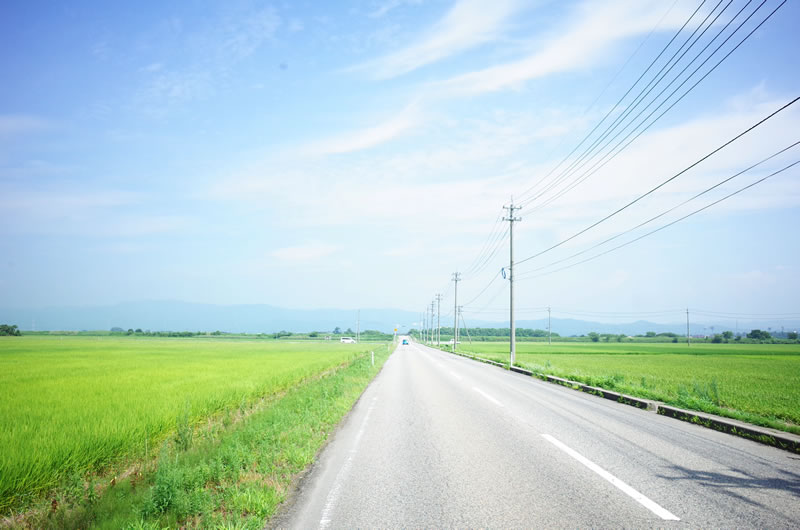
[472,386,504,407]
[541,434,679,521]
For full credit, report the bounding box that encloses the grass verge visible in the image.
[4,346,392,529]
[446,342,800,436]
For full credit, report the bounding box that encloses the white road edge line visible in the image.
[472,386,504,407]
[449,370,463,380]
[319,396,378,529]
[541,434,680,521]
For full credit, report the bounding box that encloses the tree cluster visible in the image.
[0,324,21,336]
[424,327,559,338]
[746,329,772,340]
[587,332,627,342]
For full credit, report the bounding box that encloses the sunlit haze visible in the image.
[1,0,798,328]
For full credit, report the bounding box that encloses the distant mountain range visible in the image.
[1,301,796,337]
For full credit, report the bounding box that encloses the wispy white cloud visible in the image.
[0,115,54,136]
[271,243,340,262]
[303,102,422,155]
[218,6,281,61]
[0,189,194,237]
[433,0,694,95]
[209,87,800,248]
[140,62,163,73]
[1,189,139,212]
[140,70,214,106]
[369,0,424,19]
[354,0,524,79]
[135,6,280,110]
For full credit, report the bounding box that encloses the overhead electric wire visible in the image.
[516,139,800,277]
[461,215,505,276]
[524,0,785,216]
[692,312,800,321]
[578,0,682,119]
[518,0,682,201]
[556,308,683,317]
[463,226,508,280]
[517,159,799,281]
[461,273,503,308]
[465,280,508,314]
[515,0,709,206]
[524,0,735,208]
[693,309,800,317]
[515,95,799,268]
[518,0,732,210]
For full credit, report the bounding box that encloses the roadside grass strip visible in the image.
[451,342,800,437]
[7,346,391,529]
[0,336,392,527]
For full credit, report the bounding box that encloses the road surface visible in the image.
[274,340,800,528]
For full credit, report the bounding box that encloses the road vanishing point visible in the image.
[274,340,800,528]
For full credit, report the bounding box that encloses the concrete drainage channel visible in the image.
[446,349,800,454]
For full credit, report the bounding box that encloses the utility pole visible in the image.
[438,294,443,346]
[686,308,691,347]
[430,300,436,345]
[503,200,521,366]
[548,306,552,345]
[452,272,461,352]
[356,310,360,344]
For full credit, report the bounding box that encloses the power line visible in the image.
[462,216,505,276]
[523,0,785,216]
[516,139,800,277]
[693,309,800,317]
[519,0,733,210]
[461,273,502,308]
[518,158,799,281]
[515,0,710,206]
[515,95,799,267]
[463,225,508,280]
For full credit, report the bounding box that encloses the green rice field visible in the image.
[455,341,800,434]
[0,336,378,513]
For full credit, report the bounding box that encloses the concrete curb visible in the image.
[657,405,800,454]
[448,348,800,454]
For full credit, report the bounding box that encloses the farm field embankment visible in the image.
[454,341,800,435]
[0,335,386,519]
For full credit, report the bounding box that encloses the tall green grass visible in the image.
[21,345,392,529]
[457,341,800,433]
[0,336,374,513]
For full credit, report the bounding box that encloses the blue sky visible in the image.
[1,0,798,326]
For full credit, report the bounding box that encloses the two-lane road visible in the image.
[274,340,800,528]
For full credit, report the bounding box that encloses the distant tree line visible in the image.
[409,325,798,344]
[107,327,394,340]
[112,328,217,337]
[411,327,559,338]
[0,324,21,336]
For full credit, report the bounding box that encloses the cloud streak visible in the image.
[303,103,422,155]
[355,0,523,79]
[0,115,54,136]
[271,243,340,262]
[433,0,693,96]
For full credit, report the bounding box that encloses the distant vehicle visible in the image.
[340,337,356,343]
[402,339,409,345]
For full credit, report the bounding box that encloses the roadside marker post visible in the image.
[371,351,374,366]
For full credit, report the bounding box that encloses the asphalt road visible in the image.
[273,340,800,528]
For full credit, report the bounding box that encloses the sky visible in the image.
[1,0,798,326]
